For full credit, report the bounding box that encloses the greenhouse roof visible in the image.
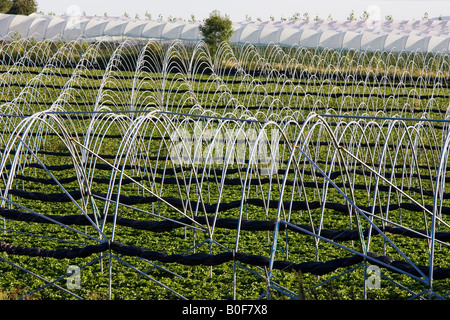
[0,13,448,53]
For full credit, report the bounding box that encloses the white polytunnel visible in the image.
[342,31,363,50]
[0,14,14,36]
[63,18,89,40]
[123,20,147,38]
[229,24,243,43]
[299,28,322,48]
[43,16,66,40]
[161,21,185,40]
[259,25,282,44]
[83,18,109,39]
[319,30,344,49]
[102,19,129,38]
[7,14,35,37]
[360,33,388,51]
[27,16,50,38]
[383,34,409,52]
[0,13,448,53]
[279,27,302,46]
[141,21,166,39]
[405,34,432,52]
[179,23,201,41]
[238,23,261,44]
[428,36,449,54]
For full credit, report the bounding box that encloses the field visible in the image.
[0,38,449,300]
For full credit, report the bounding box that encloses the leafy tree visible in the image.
[347,10,355,21]
[199,10,234,55]
[7,0,37,15]
[290,12,301,21]
[361,10,369,21]
[0,0,12,13]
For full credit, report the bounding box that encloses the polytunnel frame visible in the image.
[0,112,112,300]
[2,110,449,300]
[268,113,450,300]
[196,115,303,299]
[68,111,212,300]
[68,110,298,300]
[336,115,450,299]
[0,112,101,229]
[265,114,371,296]
[104,111,306,299]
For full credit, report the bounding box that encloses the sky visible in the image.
[35,0,449,21]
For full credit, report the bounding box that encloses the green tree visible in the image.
[347,10,355,21]
[7,0,36,15]
[361,10,369,21]
[290,12,301,21]
[0,0,12,13]
[199,10,234,55]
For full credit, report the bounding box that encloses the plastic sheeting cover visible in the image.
[0,13,448,53]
